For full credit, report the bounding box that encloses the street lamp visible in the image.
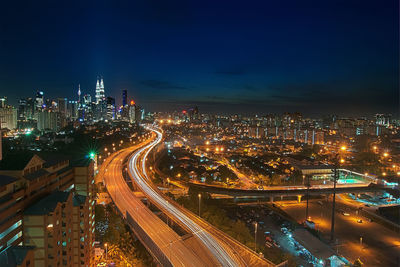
[104,243,108,261]
[331,146,346,242]
[198,193,202,217]
[254,222,258,252]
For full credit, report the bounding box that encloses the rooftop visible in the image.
[23,168,48,181]
[0,175,18,186]
[293,228,334,260]
[0,246,35,267]
[24,191,70,215]
[73,194,86,206]
[0,151,34,170]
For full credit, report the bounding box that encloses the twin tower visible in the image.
[95,77,105,104]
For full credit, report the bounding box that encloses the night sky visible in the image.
[0,0,398,116]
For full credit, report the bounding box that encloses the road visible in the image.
[128,126,276,267]
[277,197,400,266]
[100,140,210,266]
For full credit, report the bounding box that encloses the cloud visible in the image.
[214,69,246,76]
[139,79,191,90]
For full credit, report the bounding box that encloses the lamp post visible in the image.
[254,222,258,252]
[198,193,201,217]
[104,243,108,261]
[330,145,346,242]
[305,175,310,221]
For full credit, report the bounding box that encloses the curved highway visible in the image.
[128,126,275,267]
[101,141,208,266]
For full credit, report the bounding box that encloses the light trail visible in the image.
[128,126,240,267]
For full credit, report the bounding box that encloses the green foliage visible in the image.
[95,204,154,266]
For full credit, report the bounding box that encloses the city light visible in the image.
[89,152,96,160]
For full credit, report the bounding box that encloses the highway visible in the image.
[128,126,276,267]
[100,140,210,266]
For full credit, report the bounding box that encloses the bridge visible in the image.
[188,182,382,199]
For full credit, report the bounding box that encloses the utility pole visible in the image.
[306,175,310,220]
[254,222,258,252]
[331,146,346,242]
[198,193,201,217]
[330,158,338,242]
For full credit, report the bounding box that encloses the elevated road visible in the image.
[100,142,210,266]
[188,182,381,198]
[128,126,277,267]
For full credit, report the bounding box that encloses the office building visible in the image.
[0,105,17,130]
[37,110,63,132]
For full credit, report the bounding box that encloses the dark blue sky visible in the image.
[0,0,398,116]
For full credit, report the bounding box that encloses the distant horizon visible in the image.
[1,1,398,118]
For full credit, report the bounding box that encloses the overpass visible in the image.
[188,182,382,199]
[128,126,280,266]
[99,144,212,266]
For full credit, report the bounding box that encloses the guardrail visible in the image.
[126,212,173,267]
[359,208,400,233]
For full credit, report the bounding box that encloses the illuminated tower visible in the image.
[95,78,101,104]
[95,77,105,104]
[78,84,81,105]
[100,78,105,99]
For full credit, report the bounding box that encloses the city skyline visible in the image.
[1,2,399,267]
[0,0,398,116]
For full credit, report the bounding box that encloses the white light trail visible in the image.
[128,126,239,267]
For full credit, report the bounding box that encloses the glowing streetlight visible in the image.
[254,222,258,252]
[198,194,201,217]
[340,146,347,151]
[340,159,345,164]
[383,152,389,158]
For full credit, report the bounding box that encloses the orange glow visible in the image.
[130,100,135,105]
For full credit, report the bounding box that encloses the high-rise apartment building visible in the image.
[0,153,95,266]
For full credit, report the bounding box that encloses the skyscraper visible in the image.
[95,77,105,104]
[122,90,128,107]
[35,91,44,109]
